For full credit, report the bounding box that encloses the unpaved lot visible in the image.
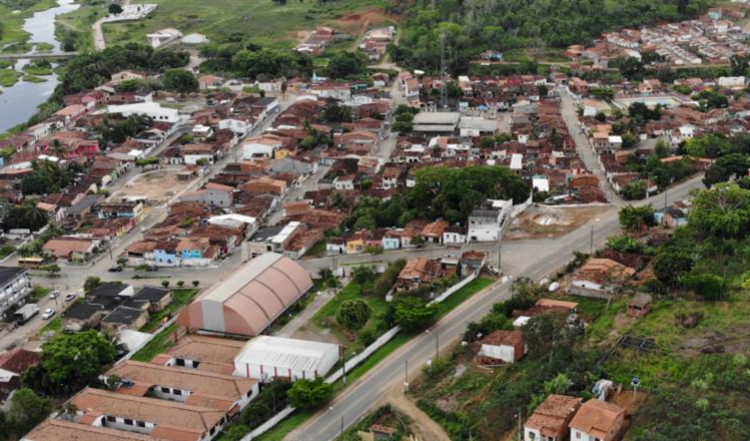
[505,205,612,240]
[111,169,197,206]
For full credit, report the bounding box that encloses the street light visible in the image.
[328,406,344,439]
[425,329,439,359]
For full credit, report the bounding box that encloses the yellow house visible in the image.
[346,237,365,254]
[274,148,293,160]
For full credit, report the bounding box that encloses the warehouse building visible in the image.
[177,253,313,337]
[233,336,339,381]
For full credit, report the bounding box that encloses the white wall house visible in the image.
[107,102,182,124]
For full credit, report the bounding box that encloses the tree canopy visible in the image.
[287,378,334,409]
[689,183,750,239]
[336,299,372,331]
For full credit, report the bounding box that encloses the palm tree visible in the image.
[21,199,49,231]
[50,139,68,160]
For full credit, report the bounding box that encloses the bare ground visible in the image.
[505,205,612,240]
[381,386,452,441]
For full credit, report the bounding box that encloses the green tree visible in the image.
[621,180,647,200]
[336,299,372,331]
[351,266,377,285]
[619,204,656,231]
[192,280,200,287]
[5,388,51,435]
[653,252,694,287]
[325,50,367,79]
[36,330,115,390]
[393,296,437,330]
[41,264,61,278]
[222,424,250,441]
[161,280,170,288]
[684,273,724,301]
[689,183,750,238]
[108,3,123,14]
[83,276,102,293]
[162,69,198,95]
[288,378,334,409]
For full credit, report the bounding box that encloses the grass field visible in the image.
[0,0,58,49]
[140,288,200,333]
[98,0,388,49]
[131,323,177,362]
[257,277,494,440]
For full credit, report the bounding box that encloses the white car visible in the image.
[48,290,60,300]
[42,308,56,320]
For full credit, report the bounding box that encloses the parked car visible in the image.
[64,293,77,302]
[48,290,60,300]
[41,308,56,320]
[145,266,159,272]
[108,266,123,273]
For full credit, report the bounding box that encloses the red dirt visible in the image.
[336,8,400,34]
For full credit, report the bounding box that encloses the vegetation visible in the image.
[389,0,710,74]
[346,165,528,230]
[287,378,334,409]
[0,388,52,439]
[141,288,200,332]
[22,330,116,397]
[131,323,178,362]
[162,68,198,95]
[336,299,372,332]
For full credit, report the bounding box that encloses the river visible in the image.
[0,0,80,134]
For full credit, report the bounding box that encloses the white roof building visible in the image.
[233,336,339,381]
[208,214,258,229]
[107,102,182,124]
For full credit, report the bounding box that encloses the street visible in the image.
[287,173,705,440]
[0,94,301,350]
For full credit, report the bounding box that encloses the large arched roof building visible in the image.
[177,253,313,337]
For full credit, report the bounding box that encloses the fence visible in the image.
[242,271,484,440]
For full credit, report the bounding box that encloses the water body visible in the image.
[0,0,80,134]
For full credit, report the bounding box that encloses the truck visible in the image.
[14,304,40,325]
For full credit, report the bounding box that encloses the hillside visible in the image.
[388,0,713,72]
[101,0,392,49]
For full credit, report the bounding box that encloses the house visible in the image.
[568,399,627,441]
[421,219,449,244]
[100,305,149,333]
[477,330,527,364]
[569,258,636,298]
[62,303,105,332]
[133,287,173,312]
[0,348,41,402]
[524,394,583,441]
[442,225,467,246]
[0,267,31,320]
[627,293,652,318]
[468,199,512,242]
[68,387,228,441]
[395,257,454,290]
[177,237,212,260]
[43,238,100,263]
[179,182,235,208]
[242,176,287,195]
[147,28,183,48]
[104,360,259,412]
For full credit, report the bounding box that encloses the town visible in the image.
[0,0,749,440]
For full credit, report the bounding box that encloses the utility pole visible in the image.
[589,225,594,255]
[663,188,668,226]
[404,359,409,391]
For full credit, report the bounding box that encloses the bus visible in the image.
[18,257,47,268]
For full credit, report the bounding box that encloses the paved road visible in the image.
[287,174,705,441]
[557,86,620,204]
[0,95,301,350]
